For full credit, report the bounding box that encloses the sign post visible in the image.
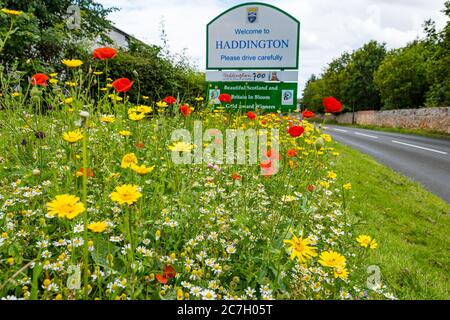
[206,2,300,112]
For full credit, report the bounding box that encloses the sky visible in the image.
[97,0,447,93]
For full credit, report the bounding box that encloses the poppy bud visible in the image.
[34,131,45,139]
[30,86,42,97]
[314,137,324,150]
[132,70,139,78]
[32,169,41,176]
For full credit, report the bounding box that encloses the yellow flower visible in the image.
[46,194,85,219]
[135,105,153,114]
[12,92,21,97]
[321,134,332,142]
[108,94,123,101]
[62,59,83,68]
[6,257,15,265]
[327,171,337,179]
[110,184,142,205]
[49,79,58,85]
[100,115,115,123]
[130,163,155,175]
[195,97,204,101]
[142,96,149,100]
[121,153,138,168]
[128,112,146,121]
[334,267,349,280]
[343,183,352,190]
[65,81,78,87]
[156,101,168,108]
[318,250,346,268]
[87,221,108,233]
[93,71,103,75]
[119,130,132,137]
[62,129,83,143]
[283,231,317,263]
[168,141,194,152]
[356,235,378,249]
[49,73,58,78]
[319,181,330,189]
[1,8,23,16]
[64,97,74,104]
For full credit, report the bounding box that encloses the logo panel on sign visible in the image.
[247,7,258,23]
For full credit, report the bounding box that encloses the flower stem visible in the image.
[81,126,89,298]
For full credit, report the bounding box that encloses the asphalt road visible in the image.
[323,125,450,203]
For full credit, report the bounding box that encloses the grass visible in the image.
[323,121,450,141]
[332,141,450,299]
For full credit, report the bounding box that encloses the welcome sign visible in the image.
[206,2,300,112]
[207,3,300,70]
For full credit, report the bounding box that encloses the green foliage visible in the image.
[423,1,450,107]
[302,2,449,112]
[107,40,204,104]
[0,0,116,70]
[344,41,386,111]
[373,41,430,109]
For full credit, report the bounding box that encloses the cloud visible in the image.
[97,0,447,94]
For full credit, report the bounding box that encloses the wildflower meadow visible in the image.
[0,8,395,301]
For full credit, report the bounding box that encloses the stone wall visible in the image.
[317,107,450,134]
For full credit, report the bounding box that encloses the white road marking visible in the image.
[391,140,448,155]
[333,128,348,133]
[354,132,379,139]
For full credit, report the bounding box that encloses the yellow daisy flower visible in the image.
[283,231,317,263]
[46,194,85,219]
[62,59,83,68]
[110,184,142,205]
[87,221,108,233]
[62,129,83,143]
[121,153,138,168]
[318,250,346,268]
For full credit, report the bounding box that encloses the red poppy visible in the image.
[112,78,133,93]
[155,274,167,284]
[218,93,232,103]
[136,141,144,149]
[302,109,315,119]
[180,105,191,116]
[261,119,268,125]
[287,126,305,137]
[246,111,256,120]
[287,149,297,157]
[231,172,241,180]
[260,159,274,170]
[163,96,177,105]
[93,47,117,60]
[307,185,315,192]
[78,167,94,178]
[31,73,49,86]
[262,167,277,177]
[323,96,342,113]
[266,149,281,160]
[156,265,176,284]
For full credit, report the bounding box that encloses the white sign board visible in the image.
[205,70,298,82]
[207,3,300,70]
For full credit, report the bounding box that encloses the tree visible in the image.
[374,41,430,109]
[0,0,116,69]
[423,1,450,106]
[344,41,386,111]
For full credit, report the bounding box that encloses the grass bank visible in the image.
[332,141,450,299]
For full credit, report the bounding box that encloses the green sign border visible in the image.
[207,81,298,112]
[206,2,300,70]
